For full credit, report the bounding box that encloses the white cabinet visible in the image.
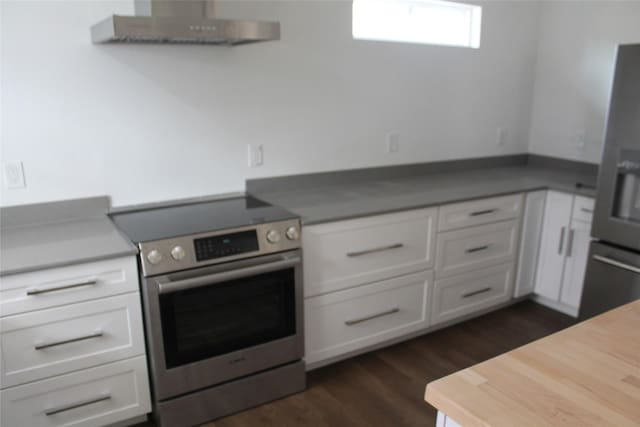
[302,208,437,367]
[435,220,520,278]
[0,256,151,426]
[302,208,437,297]
[1,293,146,388]
[534,191,594,315]
[431,263,514,325]
[559,219,591,307]
[431,194,522,324]
[437,194,522,232]
[0,356,150,427]
[534,191,573,301]
[305,270,432,365]
[515,191,546,298]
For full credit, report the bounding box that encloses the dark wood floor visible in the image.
[202,301,575,427]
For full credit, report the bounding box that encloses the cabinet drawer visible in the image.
[572,196,595,223]
[0,356,151,427]
[437,194,522,232]
[305,270,432,365]
[431,263,514,325]
[303,208,437,297]
[435,220,520,278]
[0,256,139,317]
[1,293,145,388]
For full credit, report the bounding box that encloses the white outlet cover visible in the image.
[387,132,400,153]
[247,144,264,167]
[496,127,507,147]
[3,161,26,189]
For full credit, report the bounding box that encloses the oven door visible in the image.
[141,250,304,401]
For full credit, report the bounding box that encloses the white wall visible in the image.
[528,0,640,164]
[0,0,540,207]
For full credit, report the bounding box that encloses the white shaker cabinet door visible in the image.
[560,220,591,308]
[534,191,573,301]
[515,191,546,298]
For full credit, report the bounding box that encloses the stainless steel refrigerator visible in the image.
[579,44,640,320]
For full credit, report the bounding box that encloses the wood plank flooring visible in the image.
[138,301,575,427]
[207,301,575,427]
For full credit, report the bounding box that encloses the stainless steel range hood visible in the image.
[91,0,280,45]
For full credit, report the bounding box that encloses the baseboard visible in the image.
[531,295,579,317]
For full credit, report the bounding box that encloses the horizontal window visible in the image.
[352,0,482,49]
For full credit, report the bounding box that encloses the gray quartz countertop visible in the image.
[251,165,598,225]
[1,197,138,276]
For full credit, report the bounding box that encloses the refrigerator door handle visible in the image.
[592,254,640,274]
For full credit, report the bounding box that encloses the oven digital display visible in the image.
[194,230,259,261]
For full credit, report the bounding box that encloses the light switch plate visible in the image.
[3,161,26,189]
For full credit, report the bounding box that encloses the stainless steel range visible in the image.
[110,196,305,427]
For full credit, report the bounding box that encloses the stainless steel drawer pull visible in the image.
[558,227,566,255]
[566,228,575,257]
[593,255,640,274]
[345,307,400,325]
[346,243,404,258]
[580,207,594,213]
[462,287,492,298]
[45,394,111,416]
[469,209,496,217]
[26,280,97,296]
[466,245,490,253]
[35,331,104,350]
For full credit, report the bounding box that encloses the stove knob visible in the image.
[147,249,163,265]
[266,229,281,244]
[171,246,186,261]
[285,226,300,241]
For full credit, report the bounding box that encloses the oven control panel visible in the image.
[194,230,260,261]
[138,219,301,277]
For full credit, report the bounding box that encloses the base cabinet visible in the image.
[305,270,432,365]
[431,263,514,326]
[0,256,151,427]
[0,356,150,427]
[534,192,594,315]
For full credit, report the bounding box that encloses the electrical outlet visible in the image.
[387,132,400,153]
[573,130,586,151]
[2,161,26,189]
[496,127,507,147]
[247,144,264,167]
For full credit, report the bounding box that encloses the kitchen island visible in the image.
[424,300,640,427]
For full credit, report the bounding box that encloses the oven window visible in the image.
[159,268,296,369]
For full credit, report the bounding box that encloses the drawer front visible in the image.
[0,256,139,317]
[438,194,523,232]
[435,220,520,278]
[431,263,514,325]
[0,356,151,427]
[303,208,437,297]
[1,293,145,388]
[305,270,432,365]
[572,196,595,223]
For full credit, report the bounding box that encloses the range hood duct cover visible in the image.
[91,0,280,45]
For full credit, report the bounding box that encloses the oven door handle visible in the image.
[157,256,301,295]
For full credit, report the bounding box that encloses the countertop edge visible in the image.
[296,184,595,226]
[0,248,139,277]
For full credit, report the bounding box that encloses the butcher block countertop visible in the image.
[425,300,640,427]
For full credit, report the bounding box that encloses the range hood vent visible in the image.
[91,0,280,45]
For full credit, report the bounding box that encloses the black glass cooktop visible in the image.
[110,196,297,243]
